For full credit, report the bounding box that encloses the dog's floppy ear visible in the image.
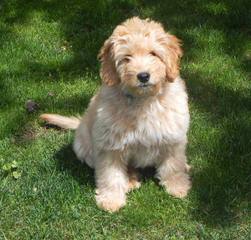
[160,33,183,82]
[98,37,119,86]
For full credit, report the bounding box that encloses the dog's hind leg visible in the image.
[73,120,94,168]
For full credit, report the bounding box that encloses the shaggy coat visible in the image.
[41,17,191,212]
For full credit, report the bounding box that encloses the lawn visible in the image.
[0,0,251,239]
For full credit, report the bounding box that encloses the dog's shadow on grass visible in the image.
[54,141,158,192]
[54,143,95,188]
[54,142,158,186]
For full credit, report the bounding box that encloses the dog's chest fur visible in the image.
[92,80,189,166]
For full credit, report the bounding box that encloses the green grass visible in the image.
[0,0,251,239]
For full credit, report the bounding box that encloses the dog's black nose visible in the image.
[137,72,150,83]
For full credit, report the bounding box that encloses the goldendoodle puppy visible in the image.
[41,17,191,212]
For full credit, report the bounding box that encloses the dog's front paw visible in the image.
[95,190,126,212]
[161,172,191,198]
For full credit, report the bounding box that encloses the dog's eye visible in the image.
[120,55,132,64]
[150,51,158,57]
[124,55,132,61]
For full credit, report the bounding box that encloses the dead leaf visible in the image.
[26,100,39,113]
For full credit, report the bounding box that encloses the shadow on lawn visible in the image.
[54,142,157,188]
[2,0,251,228]
[1,0,140,75]
[187,71,251,226]
[54,143,95,188]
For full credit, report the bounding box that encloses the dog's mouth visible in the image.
[138,83,153,88]
[122,81,161,98]
[135,82,160,97]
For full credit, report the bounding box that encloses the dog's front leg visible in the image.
[95,150,128,212]
[156,141,191,198]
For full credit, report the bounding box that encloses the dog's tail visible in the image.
[40,114,81,130]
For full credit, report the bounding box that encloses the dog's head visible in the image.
[98,17,183,97]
